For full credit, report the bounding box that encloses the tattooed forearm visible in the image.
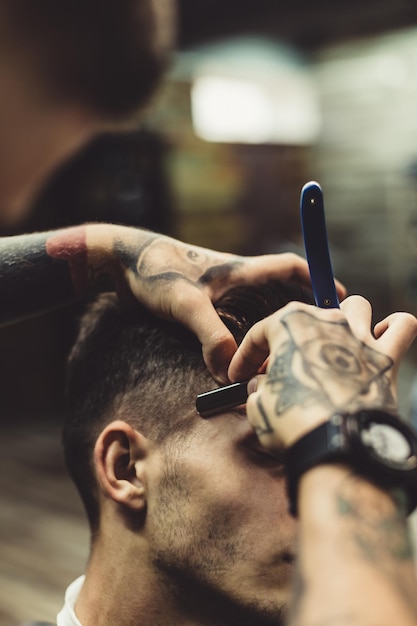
[334,476,417,617]
[0,226,116,326]
[291,562,374,626]
[293,613,363,626]
[45,226,90,295]
[336,479,413,562]
[0,231,79,325]
[289,565,307,625]
[292,467,417,626]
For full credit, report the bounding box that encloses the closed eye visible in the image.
[243,434,286,470]
[231,408,286,472]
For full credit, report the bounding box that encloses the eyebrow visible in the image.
[195,381,249,418]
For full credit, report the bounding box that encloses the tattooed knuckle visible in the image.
[325,308,345,323]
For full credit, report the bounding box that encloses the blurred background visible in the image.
[3,0,417,623]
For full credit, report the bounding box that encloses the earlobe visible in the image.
[94,420,149,513]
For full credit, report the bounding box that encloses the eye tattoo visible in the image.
[187,249,201,262]
[320,344,361,375]
[266,339,325,417]
[256,310,395,426]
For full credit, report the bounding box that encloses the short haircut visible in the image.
[1,0,171,119]
[63,281,313,533]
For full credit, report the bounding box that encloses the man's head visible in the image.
[64,281,313,625]
[0,0,175,223]
[0,0,174,121]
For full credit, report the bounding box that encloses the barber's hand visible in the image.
[228,296,417,451]
[109,226,345,383]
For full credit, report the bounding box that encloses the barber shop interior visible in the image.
[3,1,417,624]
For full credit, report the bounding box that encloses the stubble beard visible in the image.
[150,455,287,626]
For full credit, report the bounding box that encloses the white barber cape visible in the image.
[57,576,85,626]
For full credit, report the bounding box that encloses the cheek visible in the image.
[241,475,290,527]
[192,460,290,532]
[156,455,247,533]
[150,439,292,546]
[193,471,296,574]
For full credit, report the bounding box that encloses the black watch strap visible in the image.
[285,411,417,518]
[285,419,344,517]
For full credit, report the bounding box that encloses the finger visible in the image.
[246,389,281,451]
[374,316,390,339]
[241,252,347,300]
[170,287,237,384]
[228,314,280,382]
[244,253,310,283]
[203,331,238,385]
[230,253,313,290]
[228,301,320,382]
[247,373,267,395]
[340,295,373,339]
[374,312,415,338]
[334,278,347,301]
[374,312,417,360]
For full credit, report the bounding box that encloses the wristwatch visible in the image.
[285,409,417,517]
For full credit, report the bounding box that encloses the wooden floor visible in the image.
[0,417,89,626]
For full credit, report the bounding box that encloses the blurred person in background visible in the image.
[0,0,315,382]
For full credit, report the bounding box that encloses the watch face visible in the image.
[360,422,411,464]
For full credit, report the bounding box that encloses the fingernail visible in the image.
[247,377,258,395]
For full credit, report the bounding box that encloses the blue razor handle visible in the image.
[300,181,339,309]
[195,182,339,419]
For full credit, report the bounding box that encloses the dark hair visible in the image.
[64,280,313,532]
[2,0,171,119]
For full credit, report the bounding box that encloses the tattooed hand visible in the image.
[228,296,417,450]
[1,224,342,384]
[109,226,340,383]
[227,295,417,626]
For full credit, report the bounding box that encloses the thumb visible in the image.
[202,326,238,385]
[174,294,237,383]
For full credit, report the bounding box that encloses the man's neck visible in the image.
[77,545,209,626]
[76,541,282,626]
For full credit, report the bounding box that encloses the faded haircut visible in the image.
[63,280,313,532]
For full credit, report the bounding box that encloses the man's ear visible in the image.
[94,420,150,513]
